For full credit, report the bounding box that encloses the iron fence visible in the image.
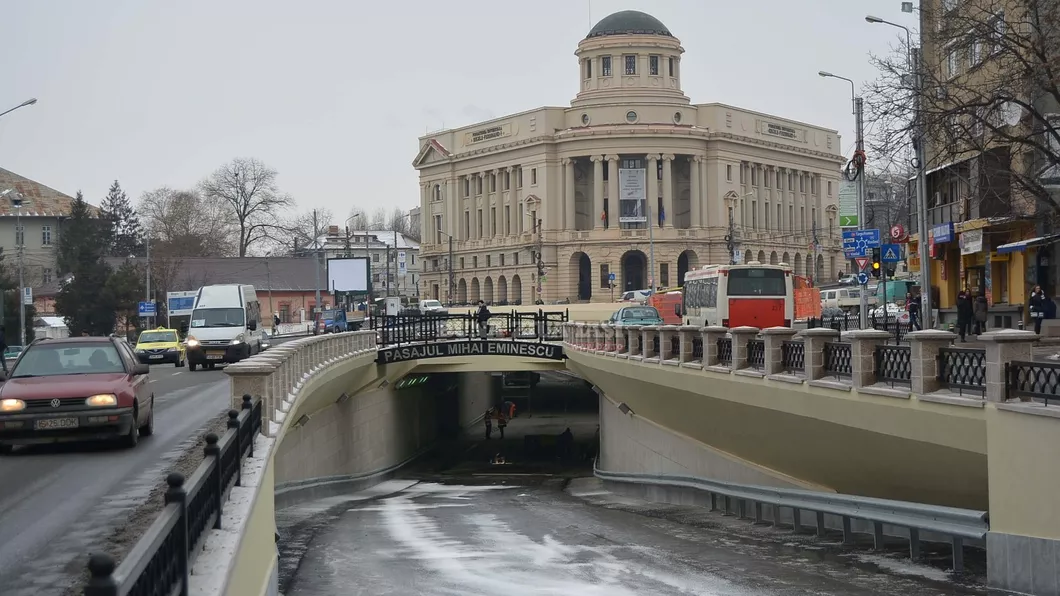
[691,336,704,361]
[1005,360,1060,405]
[807,313,861,332]
[875,345,912,387]
[824,342,852,379]
[373,310,568,346]
[747,339,765,370]
[717,337,733,366]
[670,335,680,359]
[781,340,805,375]
[936,347,986,396]
[83,395,263,596]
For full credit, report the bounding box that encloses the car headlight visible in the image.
[85,394,118,407]
[230,334,245,345]
[0,398,25,412]
[186,337,200,347]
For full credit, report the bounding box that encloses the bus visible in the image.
[679,262,794,328]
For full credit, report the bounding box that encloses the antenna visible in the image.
[588,0,592,27]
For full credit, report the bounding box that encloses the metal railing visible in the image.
[717,337,733,366]
[875,345,912,387]
[937,347,986,396]
[1005,360,1060,405]
[83,395,263,596]
[807,313,861,332]
[781,340,805,375]
[594,464,987,573]
[823,342,852,379]
[669,335,680,360]
[747,338,765,370]
[691,336,704,361]
[373,310,568,346]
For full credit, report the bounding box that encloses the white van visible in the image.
[185,284,263,371]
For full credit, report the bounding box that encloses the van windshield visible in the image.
[191,308,245,328]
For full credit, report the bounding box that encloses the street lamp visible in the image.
[818,71,856,116]
[435,229,456,306]
[866,13,931,328]
[0,98,37,120]
[1,189,27,345]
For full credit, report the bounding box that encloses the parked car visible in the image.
[608,306,665,327]
[3,345,23,360]
[0,337,154,452]
[260,330,272,351]
[838,275,858,286]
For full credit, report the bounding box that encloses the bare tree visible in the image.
[865,1,1060,218]
[138,187,234,257]
[274,208,334,256]
[367,207,388,230]
[199,158,294,257]
[346,209,368,231]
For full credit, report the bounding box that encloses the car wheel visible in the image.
[122,407,140,448]
[189,362,197,372]
[139,397,155,437]
[0,443,12,455]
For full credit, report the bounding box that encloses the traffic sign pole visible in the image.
[854,97,868,329]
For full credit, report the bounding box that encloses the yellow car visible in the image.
[134,327,186,367]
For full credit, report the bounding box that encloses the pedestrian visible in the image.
[907,292,922,331]
[956,289,973,341]
[558,427,574,461]
[0,325,8,374]
[504,400,516,419]
[973,293,988,335]
[1030,285,1049,334]
[476,300,491,339]
[273,313,281,331]
[484,407,493,439]
[497,411,507,439]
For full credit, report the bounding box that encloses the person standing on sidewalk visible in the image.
[956,289,973,342]
[0,325,8,374]
[476,300,491,339]
[973,294,988,335]
[906,293,922,331]
[1030,285,1049,334]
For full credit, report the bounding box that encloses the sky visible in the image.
[0,0,916,220]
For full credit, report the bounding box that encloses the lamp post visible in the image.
[435,230,456,306]
[866,13,932,328]
[819,70,869,327]
[1,189,27,345]
[0,98,37,120]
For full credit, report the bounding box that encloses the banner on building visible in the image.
[618,168,647,223]
[838,181,858,227]
[398,251,407,274]
[959,229,983,255]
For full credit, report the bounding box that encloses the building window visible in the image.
[789,205,794,232]
[765,203,771,229]
[601,56,612,77]
[776,171,782,188]
[434,215,442,244]
[490,174,496,193]
[764,171,770,188]
[810,177,816,194]
[476,177,483,195]
[600,264,610,289]
[585,58,592,79]
[278,302,290,323]
[460,257,465,269]
[752,201,758,229]
[372,253,380,263]
[490,207,496,235]
[504,171,511,190]
[751,168,757,186]
[947,47,960,78]
[464,178,470,196]
[513,252,519,265]
[473,256,478,268]
[649,55,659,75]
[668,57,674,76]
[777,204,782,231]
[788,173,794,188]
[660,263,669,287]
[969,38,982,67]
[827,181,832,196]
[623,55,636,75]
[477,209,483,237]
[739,165,746,184]
[42,268,52,284]
[726,164,732,182]
[531,168,537,185]
[464,211,470,238]
[505,206,511,234]
[373,273,380,283]
[799,176,805,193]
[990,12,1006,54]
[517,169,524,188]
[487,255,491,267]
[500,253,505,266]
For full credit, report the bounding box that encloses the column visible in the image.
[690,156,701,229]
[846,329,894,389]
[762,327,798,376]
[979,329,1037,402]
[476,173,484,239]
[606,155,620,229]
[494,168,504,238]
[647,154,658,227]
[700,155,710,228]
[661,154,674,228]
[564,158,576,231]
[508,166,518,235]
[799,327,840,381]
[592,156,604,230]
[907,329,959,395]
[729,326,760,370]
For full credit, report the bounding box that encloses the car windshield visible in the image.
[139,331,177,343]
[622,307,661,320]
[11,343,125,377]
[321,310,341,319]
[190,308,245,328]
[422,300,442,308]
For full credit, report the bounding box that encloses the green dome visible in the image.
[586,10,673,39]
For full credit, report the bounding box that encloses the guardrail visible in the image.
[372,310,568,346]
[1006,360,1060,405]
[594,464,988,573]
[83,395,263,596]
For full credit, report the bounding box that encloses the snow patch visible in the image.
[851,554,952,583]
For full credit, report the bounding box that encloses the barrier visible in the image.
[372,310,568,346]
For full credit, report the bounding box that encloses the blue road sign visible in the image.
[608,272,616,282]
[881,243,902,263]
[857,272,870,286]
[138,301,156,316]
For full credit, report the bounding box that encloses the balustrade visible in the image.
[561,324,1050,406]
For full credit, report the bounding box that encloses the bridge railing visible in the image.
[83,396,263,596]
[564,323,1059,405]
[373,310,568,346]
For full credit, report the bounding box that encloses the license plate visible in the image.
[35,417,79,430]
[206,354,223,360]
[149,354,164,359]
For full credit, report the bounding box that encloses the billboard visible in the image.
[618,168,647,223]
[327,257,370,293]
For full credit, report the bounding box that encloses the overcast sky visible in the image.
[0,0,914,220]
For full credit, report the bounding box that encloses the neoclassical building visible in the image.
[414,10,845,304]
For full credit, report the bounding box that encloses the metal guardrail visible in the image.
[83,395,263,596]
[594,465,988,573]
[1006,360,1060,405]
[937,347,986,396]
[372,310,568,346]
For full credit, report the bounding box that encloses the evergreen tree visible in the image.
[0,249,35,345]
[107,261,145,339]
[56,191,116,335]
[100,180,144,257]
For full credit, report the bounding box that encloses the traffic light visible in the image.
[871,247,881,278]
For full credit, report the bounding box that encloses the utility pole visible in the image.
[811,218,820,286]
[646,204,656,290]
[312,209,321,313]
[16,200,25,345]
[912,47,933,329]
[448,234,455,307]
[393,229,399,298]
[145,232,152,327]
[535,217,544,302]
[855,96,870,328]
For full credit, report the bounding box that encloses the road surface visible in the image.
[283,479,983,596]
[0,353,274,596]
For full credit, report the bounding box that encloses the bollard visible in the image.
[228,410,242,486]
[84,553,119,596]
[164,472,190,596]
[242,395,255,457]
[204,433,223,530]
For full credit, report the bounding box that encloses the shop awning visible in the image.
[995,233,1060,254]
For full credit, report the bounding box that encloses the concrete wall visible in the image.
[458,371,495,430]
[224,459,278,596]
[598,392,824,490]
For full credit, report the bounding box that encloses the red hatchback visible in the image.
[0,337,154,452]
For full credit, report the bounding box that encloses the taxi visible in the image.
[134,327,186,367]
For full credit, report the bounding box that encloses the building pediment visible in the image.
[412,139,452,168]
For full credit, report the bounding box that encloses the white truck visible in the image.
[184,284,264,371]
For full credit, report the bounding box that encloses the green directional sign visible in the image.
[839,180,858,228]
[839,214,859,227]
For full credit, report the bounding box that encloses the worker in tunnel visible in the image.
[484,407,494,439]
[558,427,574,461]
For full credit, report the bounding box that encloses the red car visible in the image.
[0,336,154,453]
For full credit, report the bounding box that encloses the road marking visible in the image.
[171,371,183,376]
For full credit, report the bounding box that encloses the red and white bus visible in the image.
[680,262,794,328]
